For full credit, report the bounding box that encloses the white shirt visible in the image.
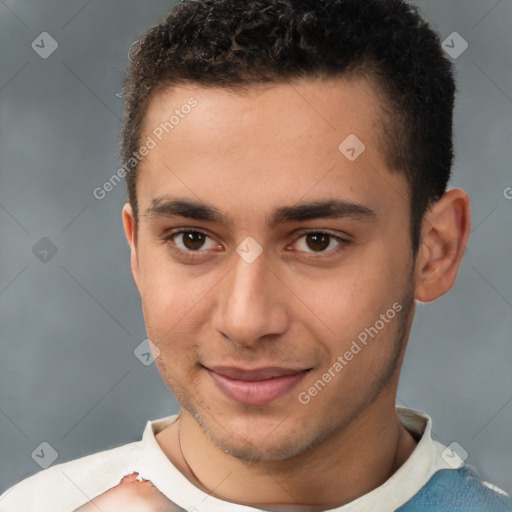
[0,406,467,512]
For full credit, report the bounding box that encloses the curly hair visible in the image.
[120,0,456,255]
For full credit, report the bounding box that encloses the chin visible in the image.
[210,433,307,462]
[199,413,320,462]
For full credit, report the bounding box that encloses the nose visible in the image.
[210,248,290,348]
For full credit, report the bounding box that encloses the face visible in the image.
[123,77,417,462]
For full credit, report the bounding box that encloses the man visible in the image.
[1,0,510,510]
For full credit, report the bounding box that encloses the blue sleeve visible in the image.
[397,465,512,512]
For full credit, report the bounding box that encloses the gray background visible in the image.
[0,0,511,497]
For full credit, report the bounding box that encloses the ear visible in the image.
[122,202,141,292]
[414,188,471,303]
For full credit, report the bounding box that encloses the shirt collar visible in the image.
[137,406,453,512]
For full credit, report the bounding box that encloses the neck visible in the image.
[157,394,418,510]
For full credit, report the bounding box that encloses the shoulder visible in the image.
[398,464,512,511]
[0,440,143,512]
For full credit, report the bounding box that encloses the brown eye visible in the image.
[294,231,347,255]
[305,233,330,252]
[181,231,206,250]
[167,230,219,253]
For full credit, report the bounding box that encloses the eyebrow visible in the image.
[144,196,377,228]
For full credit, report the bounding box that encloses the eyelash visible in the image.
[161,228,351,261]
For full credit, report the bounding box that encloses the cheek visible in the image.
[141,276,217,337]
[136,246,218,368]
[297,247,405,353]
[299,263,381,329]
[137,244,199,327]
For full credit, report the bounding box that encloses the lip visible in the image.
[205,365,311,405]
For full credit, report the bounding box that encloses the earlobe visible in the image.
[414,188,471,303]
[122,202,141,292]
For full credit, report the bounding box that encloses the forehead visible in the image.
[136,77,406,220]
[141,77,385,151]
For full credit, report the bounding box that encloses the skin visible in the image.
[73,473,181,511]
[119,76,471,510]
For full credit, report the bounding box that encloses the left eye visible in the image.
[294,232,345,253]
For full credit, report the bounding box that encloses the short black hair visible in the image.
[120,0,457,255]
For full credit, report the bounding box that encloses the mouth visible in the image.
[203,365,312,405]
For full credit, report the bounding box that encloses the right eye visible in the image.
[162,229,222,260]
